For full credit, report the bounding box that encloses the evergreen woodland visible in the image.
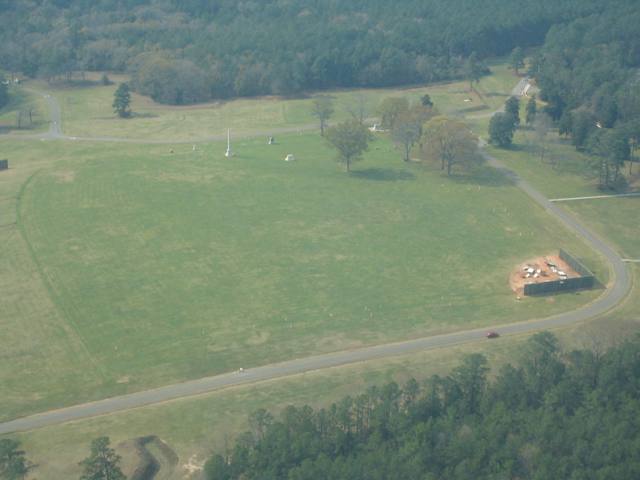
[205,332,640,480]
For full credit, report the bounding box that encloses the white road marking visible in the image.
[549,193,640,202]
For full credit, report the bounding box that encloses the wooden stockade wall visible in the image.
[0,159,7,170]
[523,249,595,296]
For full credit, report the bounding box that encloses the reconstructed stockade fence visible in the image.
[523,249,595,296]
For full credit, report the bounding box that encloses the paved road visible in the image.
[0,83,631,435]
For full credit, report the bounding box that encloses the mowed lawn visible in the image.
[0,129,606,420]
[43,65,515,140]
[0,86,48,134]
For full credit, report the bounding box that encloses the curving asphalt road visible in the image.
[0,82,631,435]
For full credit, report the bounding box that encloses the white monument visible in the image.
[284,154,295,162]
[225,128,232,157]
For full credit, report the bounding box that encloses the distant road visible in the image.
[1,88,323,144]
[0,81,631,435]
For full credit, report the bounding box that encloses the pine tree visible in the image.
[79,437,126,480]
[112,83,131,118]
[505,96,520,127]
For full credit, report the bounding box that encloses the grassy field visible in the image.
[0,127,607,422]
[42,65,515,140]
[0,85,48,134]
[10,293,639,480]
[2,65,638,480]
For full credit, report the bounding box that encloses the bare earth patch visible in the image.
[509,253,580,296]
[51,170,75,183]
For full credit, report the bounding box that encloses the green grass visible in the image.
[39,64,516,141]
[0,86,48,134]
[7,333,535,479]
[3,64,638,480]
[563,199,640,259]
[0,130,606,421]
[10,296,639,480]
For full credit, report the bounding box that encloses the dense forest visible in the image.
[0,0,635,104]
[532,4,640,188]
[204,332,640,480]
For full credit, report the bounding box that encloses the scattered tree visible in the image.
[422,116,478,175]
[571,109,596,150]
[420,94,433,108]
[79,437,126,480]
[345,93,369,125]
[112,82,131,118]
[533,112,553,163]
[325,120,372,172]
[101,73,112,86]
[311,95,334,136]
[377,97,409,130]
[509,47,525,75]
[588,127,630,189]
[623,118,640,175]
[525,95,537,126]
[0,439,30,480]
[392,114,422,162]
[489,113,516,147]
[464,52,483,92]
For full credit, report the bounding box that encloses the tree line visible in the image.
[0,0,633,104]
[5,331,639,479]
[529,4,640,189]
[203,331,640,480]
[321,94,480,175]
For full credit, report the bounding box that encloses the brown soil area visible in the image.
[510,253,580,296]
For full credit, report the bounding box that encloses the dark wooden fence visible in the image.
[523,249,595,296]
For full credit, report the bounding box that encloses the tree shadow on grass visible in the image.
[447,165,517,187]
[350,168,415,182]
[130,112,159,119]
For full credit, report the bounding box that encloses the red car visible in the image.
[486,331,500,339]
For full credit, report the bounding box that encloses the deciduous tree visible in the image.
[325,120,372,172]
[311,95,334,136]
[509,47,525,75]
[464,52,483,92]
[533,112,552,163]
[422,116,478,175]
[345,93,369,125]
[392,104,436,162]
[377,97,409,130]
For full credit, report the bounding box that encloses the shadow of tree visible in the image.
[350,168,415,182]
[446,165,517,187]
[130,112,159,119]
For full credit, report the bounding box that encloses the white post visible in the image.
[225,128,232,157]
